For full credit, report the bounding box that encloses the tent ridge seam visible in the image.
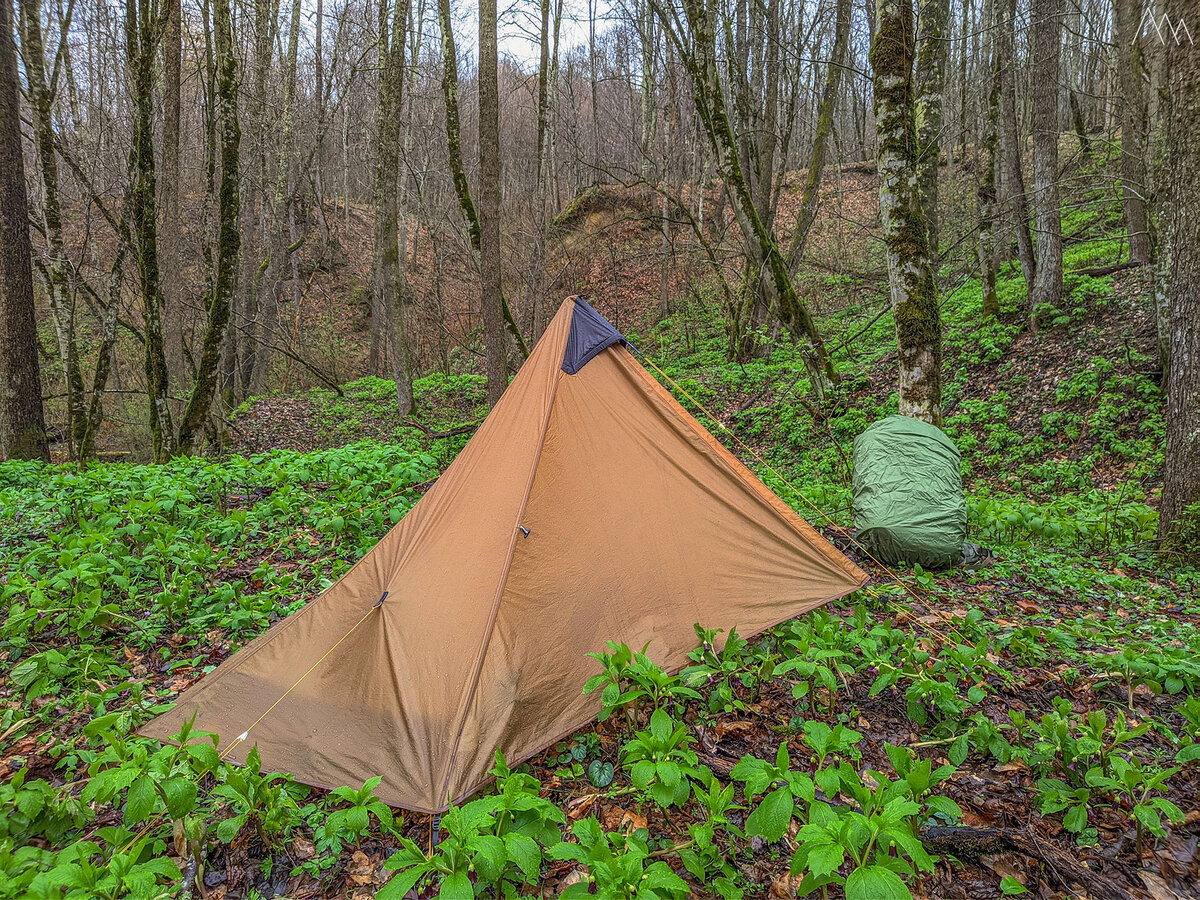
[437,367,565,807]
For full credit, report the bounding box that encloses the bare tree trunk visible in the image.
[1158,0,1200,557]
[651,0,837,395]
[915,0,949,269]
[237,0,274,396]
[436,0,528,363]
[479,0,506,405]
[313,0,331,251]
[250,0,303,397]
[177,0,240,454]
[80,228,129,462]
[1029,0,1063,317]
[785,0,852,274]
[371,0,415,416]
[162,0,186,392]
[126,0,176,460]
[979,0,1001,318]
[0,0,50,461]
[588,0,600,172]
[872,0,943,425]
[998,0,1036,294]
[530,0,562,339]
[956,0,968,164]
[1067,88,1089,155]
[1114,0,1153,264]
[18,0,85,458]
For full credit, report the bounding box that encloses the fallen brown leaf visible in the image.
[769,873,801,898]
[347,849,375,886]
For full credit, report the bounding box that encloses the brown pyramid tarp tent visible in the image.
[142,297,867,812]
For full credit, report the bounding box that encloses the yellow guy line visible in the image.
[635,352,978,649]
[218,602,382,761]
[118,603,382,856]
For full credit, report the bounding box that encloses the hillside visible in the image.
[2,159,1198,900]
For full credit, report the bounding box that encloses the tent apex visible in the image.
[561,296,625,375]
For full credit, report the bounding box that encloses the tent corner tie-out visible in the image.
[139,294,868,813]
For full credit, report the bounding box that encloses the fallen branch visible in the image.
[917,825,1132,900]
[402,419,479,439]
[1069,260,1146,278]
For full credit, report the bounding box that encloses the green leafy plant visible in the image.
[621,709,698,808]
[548,818,690,900]
[211,746,299,845]
[323,776,397,848]
[731,742,815,843]
[379,752,564,898]
[1084,757,1184,859]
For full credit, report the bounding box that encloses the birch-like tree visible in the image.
[1114,0,1153,265]
[1029,0,1063,316]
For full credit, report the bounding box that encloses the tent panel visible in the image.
[446,344,867,802]
[141,307,573,812]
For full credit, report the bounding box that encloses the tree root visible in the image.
[918,825,1132,900]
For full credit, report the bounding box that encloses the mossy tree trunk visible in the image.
[18,0,86,458]
[435,0,529,366]
[1029,0,1063,318]
[914,0,949,269]
[176,0,240,454]
[871,0,943,426]
[125,0,176,460]
[1114,0,1153,265]
[784,0,852,276]
[651,0,837,397]
[1158,0,1200,559]
[479,0,506,406]
[161,0,186,395]
[0,0,49,461]
[371,0,415,417]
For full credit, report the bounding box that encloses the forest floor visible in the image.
[2,158,1198,900]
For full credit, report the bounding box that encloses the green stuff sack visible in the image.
[852,415,966,569]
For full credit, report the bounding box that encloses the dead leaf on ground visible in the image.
[712,720,755,739]
[347,849,375,886]
[293,836,315,860]
[1139,870,1183,900]
[565,794,596,820]
[620,809,648,834]
[556,867,587,895]
[768,873,801,898]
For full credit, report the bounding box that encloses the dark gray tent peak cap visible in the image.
[561,296,625,374]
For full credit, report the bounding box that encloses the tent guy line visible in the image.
[628,343,979,650]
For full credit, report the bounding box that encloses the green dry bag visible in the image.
[852,415,966,569]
